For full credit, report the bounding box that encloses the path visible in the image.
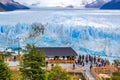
[77,62,96,80]
[48,63,95,80]
[7,61,96,80]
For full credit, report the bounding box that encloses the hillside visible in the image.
[101,0,120,9]
[0,0,29,11]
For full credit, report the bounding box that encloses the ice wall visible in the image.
[0,22,120,57]
[0,10,120,57]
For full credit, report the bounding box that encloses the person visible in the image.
[90,64,93,70]
[45,57,48,67]
[82,62,84,67]
[73,62,75,70]
[78,59,80,65]
[51,63,54,66]
[85,57,88,64]
[13,56,16,62]
[82,55,84,60]
[94,56,96,64]
[79,55,81,61]
[46,61,48,67]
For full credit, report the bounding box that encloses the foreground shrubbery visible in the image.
[0,53,12,80]
[106,72,120,80]
[20,44,72,80]
[48,64,71,80]
[12,71,21,80]
[0,44,85,80]
[114,60,120,66]
[111,72,120,80]
[20,44,46,80]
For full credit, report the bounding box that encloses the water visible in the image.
[0,9,120,58]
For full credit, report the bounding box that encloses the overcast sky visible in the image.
[14,0,96,7]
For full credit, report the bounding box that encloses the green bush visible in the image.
[48,64,71,80]
[111,76,120,80]
[114,60,120,66]
[106,78,111,80]
[112,72,120,76]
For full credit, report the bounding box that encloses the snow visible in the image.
[14,0,110,8]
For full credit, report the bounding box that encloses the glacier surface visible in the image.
[0,10,120,58]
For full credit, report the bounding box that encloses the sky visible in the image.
[14,0,96,7]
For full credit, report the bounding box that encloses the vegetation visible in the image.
[12,71,21,80]
[20,44,46,80]
[111,76,120,80]
[106,72,120,80]
[48,64,71,80]
[70,73,85,80]
[112,72,120,76]
[111,72,120,80]
[114,60,120,66]
[106,59,110,65]
[3,52,12,57]
[0,53,12,80]
[0,44,86,80]
[71,75,79,80]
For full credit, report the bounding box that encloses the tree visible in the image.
[0,53,12,80]
[3,52,12,61]
[114,60,120,66]
[48,64,71,80]
[20,44,46,80]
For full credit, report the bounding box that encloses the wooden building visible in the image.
[37,47,78,63]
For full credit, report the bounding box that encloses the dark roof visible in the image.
[37,47,77,57]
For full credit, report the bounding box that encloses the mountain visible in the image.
[15,0,114,9]
[0,2,5,11]
[66,5,74,8]
[85,0,111,8]
[14,0,99,8]
[0,0,29,11]
[101,0,120,9]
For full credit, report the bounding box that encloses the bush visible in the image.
[106,78,111,80]
[0,53,12,80]
[12,71,21,80]
[20,44,46,80]
[112,72,120,76]
[48,64,71,80]
[114,60,120,66]
[111,76,120,80]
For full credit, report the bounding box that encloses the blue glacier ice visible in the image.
[0,10,120,58]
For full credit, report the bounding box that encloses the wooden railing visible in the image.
[4,55,22,62]
[91,67,102,80]
[81,70,90,80]
[48,60,75,63]
[91,66,118,80]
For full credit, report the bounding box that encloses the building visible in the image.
[37,47,78,63]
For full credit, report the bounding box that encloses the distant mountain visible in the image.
[85,0,111,8]
[14,0,114,9]
[101,0,120,9]
[14,0,103,8]
[65,5,74,8]
[0,0,29,11]
[0,2,5,11]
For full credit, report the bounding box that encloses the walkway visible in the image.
[77,63,96,80]
[6,61,96,80]
[47,63,95,80]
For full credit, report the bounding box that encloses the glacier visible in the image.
[0,10,120,58]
